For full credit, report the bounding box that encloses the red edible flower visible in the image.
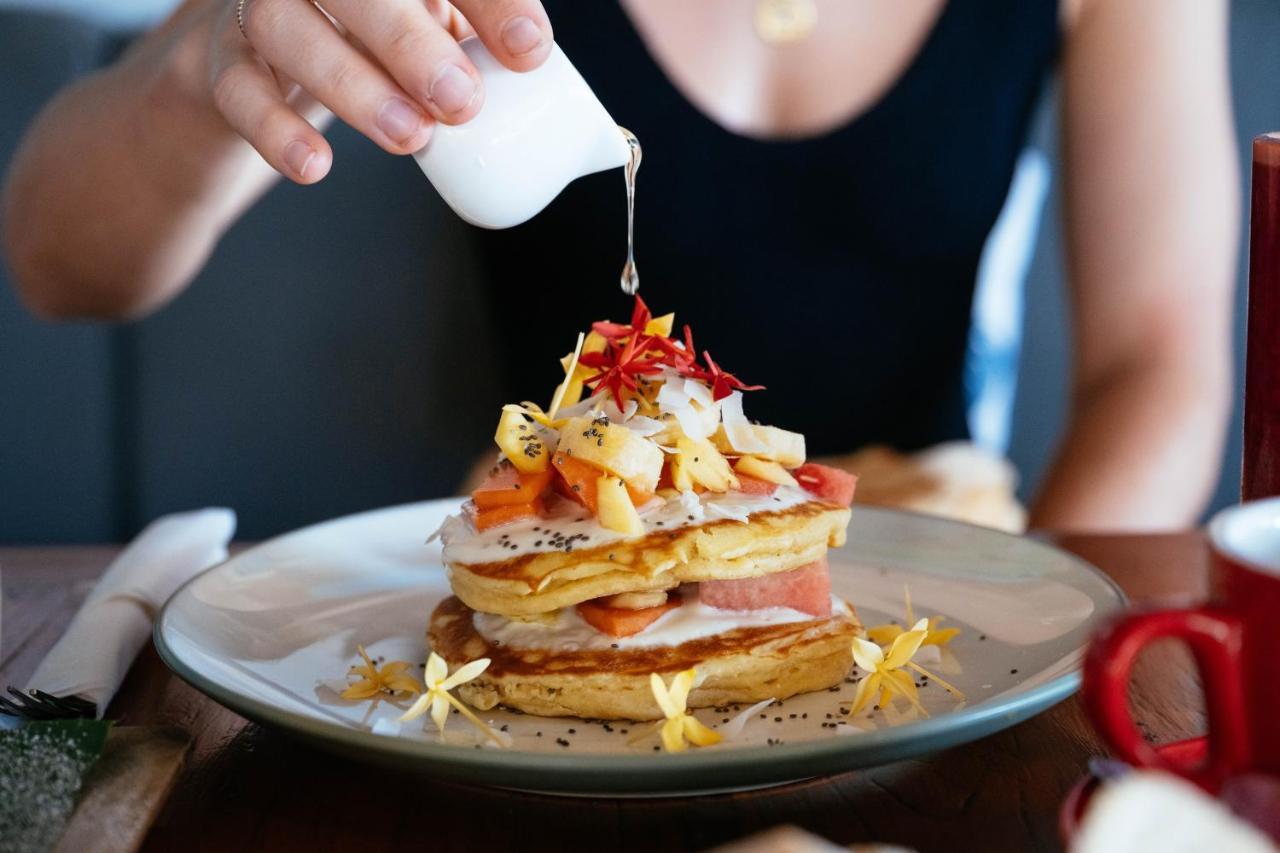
[582,296,763,406]
[688,350,765,402]
[579,331,665,408]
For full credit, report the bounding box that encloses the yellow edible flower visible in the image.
[399,652,504,746]
[850,619,931,716]
[865,585,961,648]
[850,619,966,719]
[632,668,723,752]
[340,646,420,701]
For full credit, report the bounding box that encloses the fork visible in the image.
[0,687,97,720]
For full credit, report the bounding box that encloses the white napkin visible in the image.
[1072,771,1274,853]
[26,508,236,716]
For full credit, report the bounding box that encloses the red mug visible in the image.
[1083,498,1280,793]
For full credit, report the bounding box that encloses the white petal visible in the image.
[851,636,885,672]
[441,658,490,690]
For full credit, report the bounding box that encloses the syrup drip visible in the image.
[619,127,641,295]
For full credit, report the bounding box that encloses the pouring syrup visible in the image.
[619,127,641,295]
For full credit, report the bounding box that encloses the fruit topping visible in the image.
[495,407,554,473]
[793,463,858,507]
[557,415,664,493]
[596,474,646,536]
[472,461,553,509]
[733,455,799,487]
[468,499,546,532]
[670,436,738,493]
[577,592,682,638]
[700,558,831,617]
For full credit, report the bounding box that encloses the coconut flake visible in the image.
[718,698,775,740]
[720,391,770,454]
[624,415,666,438]
[678,489,705,521]
[602,398,639,423]
[556,392,607,421]
[683,377,714,408]
[704,500,751,524]
[658,381,713,440]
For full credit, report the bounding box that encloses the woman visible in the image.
[1,0,1238,531]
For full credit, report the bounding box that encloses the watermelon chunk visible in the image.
[793,463,857,507]
[734,474,778,496]
[700,558,831,617]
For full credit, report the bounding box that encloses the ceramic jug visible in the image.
[414,38,631,229]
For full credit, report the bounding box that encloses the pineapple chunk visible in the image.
[495,407,552,473]
[558,416,664,493]
[734,455,799,487]
[601,590,668,609]
[597,475,645,536]
[671,436,739,493]
[712,424,806,468]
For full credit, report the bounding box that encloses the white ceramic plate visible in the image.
[156,500,1125,794]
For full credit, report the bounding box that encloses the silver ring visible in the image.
[236,0,251,39]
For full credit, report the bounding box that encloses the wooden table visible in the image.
[1,534,1209,852]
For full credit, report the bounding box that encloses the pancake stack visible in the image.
[430,298,860,720]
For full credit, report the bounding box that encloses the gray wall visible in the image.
[3,1,1278,542]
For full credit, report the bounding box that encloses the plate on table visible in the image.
[155,499,1125,795]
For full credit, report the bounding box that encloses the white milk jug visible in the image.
[414,38,632,229]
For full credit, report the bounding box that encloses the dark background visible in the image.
[2,1,1276,542]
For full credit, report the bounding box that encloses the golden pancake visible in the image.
[428,596,860,720]
[446,500,850,617]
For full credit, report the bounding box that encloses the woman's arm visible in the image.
[2,0,552,320]
[1030,0,1238,531]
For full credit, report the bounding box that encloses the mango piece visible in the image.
[597,474,645,536]
[495,407,551,473]
[734,455,799,487]
[644,313,675,337]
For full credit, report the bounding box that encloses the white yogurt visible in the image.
[438,485,814,565]
[473,589,849,652]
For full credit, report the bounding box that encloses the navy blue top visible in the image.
[476,0,1060,455]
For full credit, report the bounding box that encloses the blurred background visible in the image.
[0,0,1275,542]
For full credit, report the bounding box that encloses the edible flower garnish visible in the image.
[849,620,931,716]
[398,652,505,746]
[340,645,421,701]
[865,585,961,648]
[630,668,723,752]
[576,295,763,408]
[579,328,665,409]
[850,619,966,718]
[686,350,764,402]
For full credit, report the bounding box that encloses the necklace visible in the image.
[754,0,818,44]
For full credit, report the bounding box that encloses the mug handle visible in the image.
[1083,607,1248,792]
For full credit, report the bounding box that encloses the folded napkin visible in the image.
[1073,771,1274,852]
[27,508,236,716]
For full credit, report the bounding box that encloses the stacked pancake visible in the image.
[430,298,860,720]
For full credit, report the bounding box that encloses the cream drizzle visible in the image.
[438,485,814,565]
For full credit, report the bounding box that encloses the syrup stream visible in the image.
[619,127,641,295]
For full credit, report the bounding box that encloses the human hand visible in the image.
[208,0,553,183]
